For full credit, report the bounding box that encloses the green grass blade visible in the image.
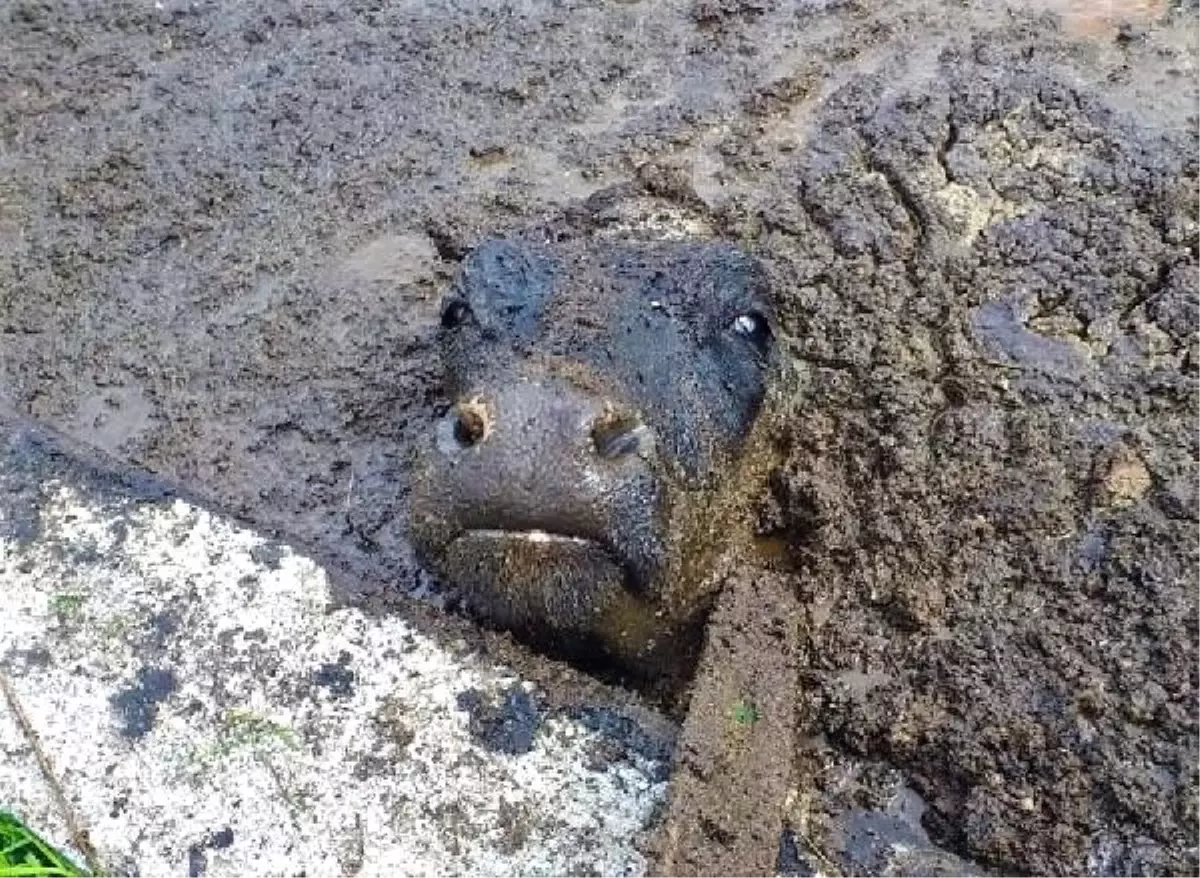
[0,813,87,877]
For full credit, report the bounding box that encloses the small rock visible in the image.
[1095,446,1152,507]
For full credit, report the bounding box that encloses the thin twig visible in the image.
[0,670,101,875]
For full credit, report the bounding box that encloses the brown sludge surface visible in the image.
[1,0,1196,875]
[748,39,1198,878]
[652,569,800,877]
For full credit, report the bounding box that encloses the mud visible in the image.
[746,38,1198,878]
[652,568,802,877]
[1,0,1197,875]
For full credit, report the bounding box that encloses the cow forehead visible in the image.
[453,238,770,343]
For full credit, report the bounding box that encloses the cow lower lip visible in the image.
[438,528,659,598]
[460,528,599,547]
[449,528,623,572]
[438,529,633,628]
[442,528,637,592]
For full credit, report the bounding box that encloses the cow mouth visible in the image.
[432,525,688,678]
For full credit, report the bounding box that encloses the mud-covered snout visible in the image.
[409,377,672,662]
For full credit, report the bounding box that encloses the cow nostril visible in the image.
[452,400,490,448]
[592,409,644,459]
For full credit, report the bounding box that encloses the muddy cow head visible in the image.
[410,220,777,676]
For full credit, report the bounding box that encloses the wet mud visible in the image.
[744,41,1198,877]
[2,0,1196,874]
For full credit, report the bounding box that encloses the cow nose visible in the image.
[591,409,648,460]
[442,390,652,463]
[450,399,490,448]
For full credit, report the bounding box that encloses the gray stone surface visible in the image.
[0,422,668,876]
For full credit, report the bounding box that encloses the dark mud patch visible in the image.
[110,666,179,740]
[313,651,357,700]
[456,685,542,756]
[570,707,676,779]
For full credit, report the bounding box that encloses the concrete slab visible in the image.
[0,419,670,876]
